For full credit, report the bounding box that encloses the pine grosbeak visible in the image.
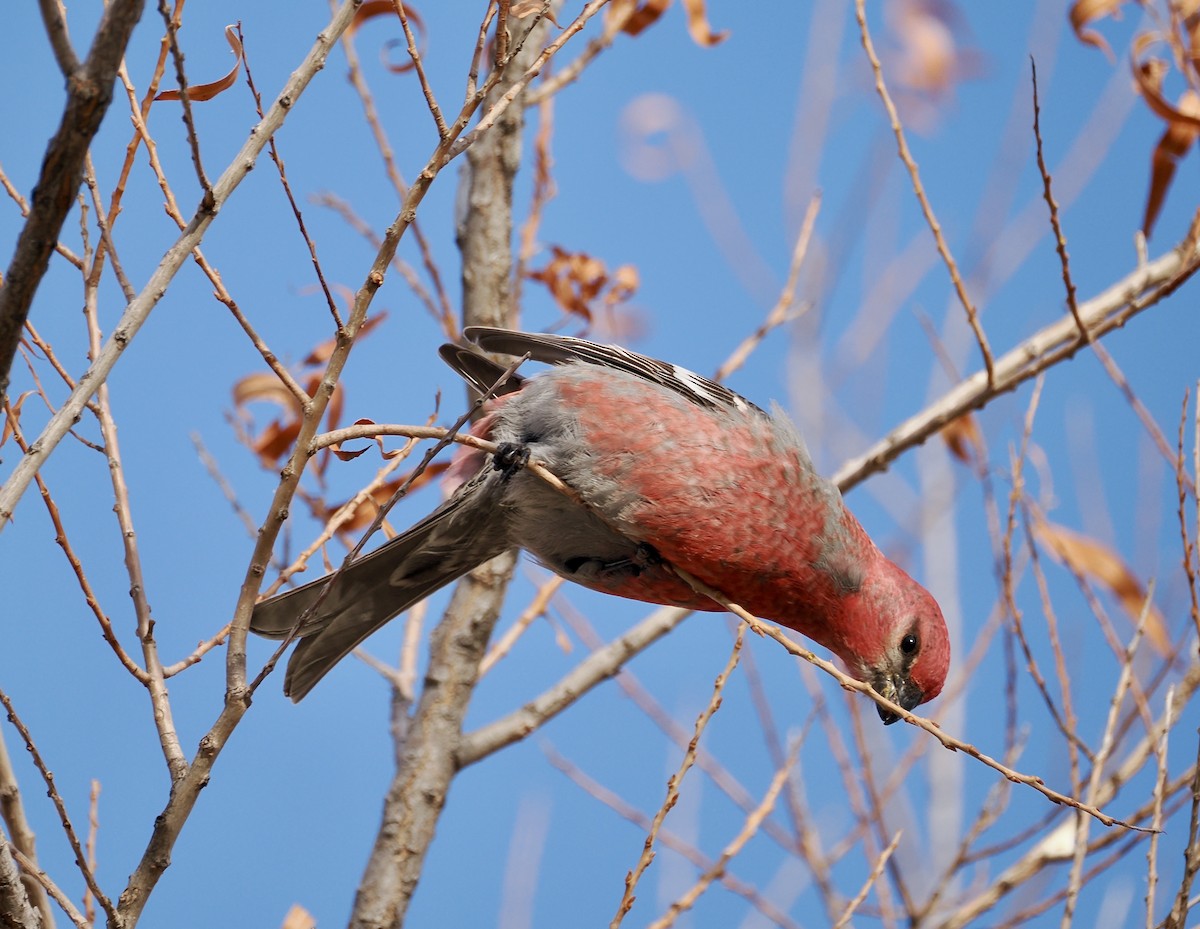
[251,328,950,716]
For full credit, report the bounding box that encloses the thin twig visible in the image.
[670,565,1150,831]
[545,745,804,929]
[1145,686,1174,929]
[1,397,149,682]
[832,232,1200,491]
[238,22,343,329]
[645,739,799,929]
[854,0,994,385]
[831,830,903,929]
[0,1,359,526]
[714,190,820,382]
[82,253,188,782]
[157,0,212,197]
[1031,58,1083,335]
[610,626,746,929]
[393,0,449,138]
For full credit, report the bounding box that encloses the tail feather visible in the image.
[250,473,510,701]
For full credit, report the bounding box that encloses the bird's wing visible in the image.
[462,327,766,416]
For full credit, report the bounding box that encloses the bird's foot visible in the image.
[492,442,531,478]
[563,543,662,580]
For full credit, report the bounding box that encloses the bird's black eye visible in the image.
[900,633,919,656]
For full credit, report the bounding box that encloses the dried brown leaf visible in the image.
[252,419,302,469]
[329,418,416,462]
[941,413,983,466]
[680,0,729,46]
[347,0,400,38]
[156,25,243,102]
[348,1,426,74]
[606,264,640,306]
[1131,34,1200,130]
[1069,0,1126,60]
[526,246,639,322]
[608,0,726,45]
[1033,519,1171,655]
[280,904,316,929]
[1142,90,1200,237]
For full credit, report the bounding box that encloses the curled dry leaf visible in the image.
[941,412,983,467]
[1131,34,1200,131]
[232,315,386,469]
[155,25,243,102]
[1143,90,1200,236]
[1069,0,1128,60]
[607,0,727,47]
[680,0,729,47]
[347,1,426,74]
[525,246,639,323]
[1129,34,1200,236]
[1033,518,1171,655]
[330,418,417,462]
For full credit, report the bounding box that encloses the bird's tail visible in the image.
[250,474,510,701]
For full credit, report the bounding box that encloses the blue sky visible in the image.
[2,2,1199,927]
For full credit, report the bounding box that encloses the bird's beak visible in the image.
[873,673,924,726]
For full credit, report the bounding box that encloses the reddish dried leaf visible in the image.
[348,1,426,74]
[329,418,415,462]
[156,25,243,102]
[1069,0,1126,59]
[252,419,302,468]
[609,0,670,37]
[1034,520,1171,655]
[941,413,983,466]
[331,443,372,462]
[609,0,726,45]
[1142,90,1200,237]
[1131,34,1200,130]
[347,0,401,37]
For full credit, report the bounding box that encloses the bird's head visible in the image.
[836,562,950,725]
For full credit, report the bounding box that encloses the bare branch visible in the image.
[0,0,361,527]
[0,0,146,400]
[37,0,80,75]
[0,687,116,925]
[832,236,1200,492]
[612,626,745,928]
[854,0,994,385]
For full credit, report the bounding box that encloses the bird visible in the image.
[251,327,950,716]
